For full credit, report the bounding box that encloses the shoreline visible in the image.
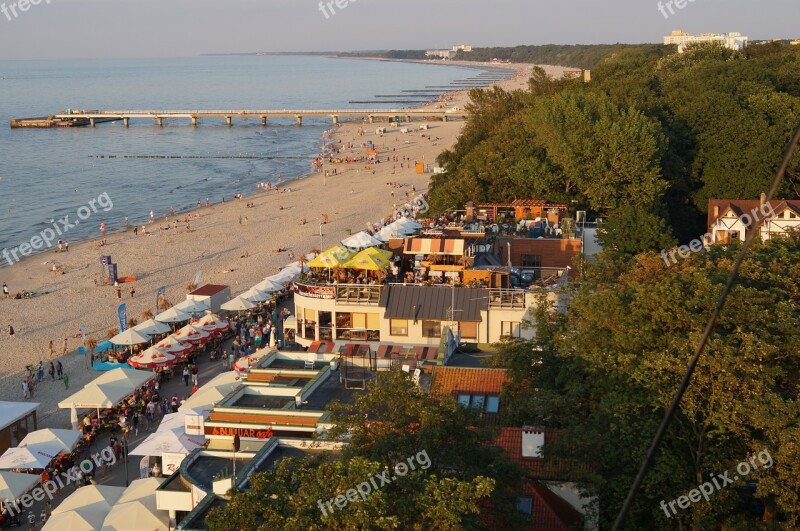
[0,61,558,429]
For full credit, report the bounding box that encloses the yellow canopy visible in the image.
[307,245,357,268]
[343,250,391,271]
[362,247,393,261]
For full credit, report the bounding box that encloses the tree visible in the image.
[595,205,677,258]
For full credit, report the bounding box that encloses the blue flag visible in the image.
[118,303,128,332]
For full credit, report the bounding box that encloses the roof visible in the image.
[403,238,465,255]
[0,402,38,430]
[379,285,488,322]
[707,199,800,230]
[431,367,508,396]
[527,483,584,529]
[189,284,229,296]
[495,427,592,481]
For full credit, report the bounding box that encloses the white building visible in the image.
[664,30,748,53]
[425,44,472,59]
[707,197,800,244]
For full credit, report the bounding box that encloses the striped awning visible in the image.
[403,238,464,256]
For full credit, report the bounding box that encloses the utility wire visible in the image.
[612,122,800,530]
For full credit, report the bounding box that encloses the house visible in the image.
[187,284,231,313]
[707,196,800,243]
[430,367,508,423]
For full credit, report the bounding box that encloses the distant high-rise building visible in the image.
[664,30,748,53]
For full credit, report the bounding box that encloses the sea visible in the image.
[0,55,482,256]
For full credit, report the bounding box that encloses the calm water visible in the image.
[0,55,480,254]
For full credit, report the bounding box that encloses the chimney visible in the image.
[521,426,545,458]
[760,192,766,206]
[713,206,719,218]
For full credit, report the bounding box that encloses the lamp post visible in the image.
[123,427,129,487]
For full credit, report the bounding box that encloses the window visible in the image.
[471,394,485,410]
[456,394,500,413]
[457,394,470,407]
[517,496,533,515]
[486,395,500,413]
[422,320,441,338]
[459,321,478,340]
[390,319,409,336]
[501,321,521,338]
[521,254,542,268]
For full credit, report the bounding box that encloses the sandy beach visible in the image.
[0,61,566,429]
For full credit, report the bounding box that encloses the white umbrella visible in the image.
[129,428,206,457]
[194,313,231,333]
[394,217,423,230]
[241,287,272,302]
[253,278,284,293]
[51,485,125,515]
[284,261,311,274]
[376,224,410,242]
[267,271,295,284]
[341,231,383,249]
[43,509,109,531]
[154,335,193,356]
[0,471,40,500]
[0,443,63,469]
[154,307,192,324]
[101,499,169,531]
[20,429,80,453]
[91,368,155,389]
[132,319,172,337]
[58,383,132,411]
[109,329,150,346]
[220,296,256,312]
[386,220,418,236]
[174,299,209,314]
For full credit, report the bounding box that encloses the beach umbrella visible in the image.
[20,429,80,453]
[0,443,63,470]
[307,245,357,268]
[194,313,231,333]
[58,383,132,413]
[220,296,256,312]
[132,319,172,337]
[241,287,272,303]
[129,428,206,457]
[252,278,284,293]
[283,261,311,274]
[91,367,155,389]
[43,509,110,531]
[51,485,125,515]
[394,217,423,230]
[154,335,193,356]
[128,346,176,369]
[154,307,192,324]
[109,328,150,346]
[343,250,391,271]
[267,271,296,284]
[101,498,169,531]
[341,231,383,249]
[173,323,211,345]
[362,246,393,260]
[376,223,412,242]
[0,471,40,500]
[174,299,209,314]
[386,219,418,236]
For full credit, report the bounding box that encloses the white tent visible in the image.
[394,217,423,230]
[51,485,125,515]
[220,296,256,312]
[101,478,169,531]
[19,429,80,453]
[129,428,206,457]
[376,223,413,242]
[43,509,109,531]
[174,299,209,314]
[154,307,191,324]
[92,368,155,389]
[283,261,311,274]
[252,278,284,293]
[156,408,206,433]
[179,372,241,412]
[241,287,272,302]
[267,271,295,284]
[0,443,62,470]
[341,231,383,249]
[109,328,150,346]
[132,319,172,337]
[58,383,132,411]
[0,471,40,500]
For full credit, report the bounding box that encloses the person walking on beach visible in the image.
[56,360,63,379]
[63,337,68,356]
[49,339,54,359]
[116,285,122,298]
[63,373,69,389]
[182,366,190,387]
[48,362,55,381]
[2,282,8,298]
[8,324,15,338]
[22,380,30,400]
[129,287,135,298]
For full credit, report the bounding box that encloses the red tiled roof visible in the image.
[431,367,508,396]
[495,427,591,481]
[707,199,800,231]
[528,483,583,530]
[189,284,229,296]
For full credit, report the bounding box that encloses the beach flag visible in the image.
[118,303,128,332]
[156,286,166,313]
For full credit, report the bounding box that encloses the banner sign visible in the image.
[118,303,127,332]
[293,283,335,300]
[156,286,166,313]
[204,426,273,439]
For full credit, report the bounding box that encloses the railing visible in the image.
[488,288,527,309]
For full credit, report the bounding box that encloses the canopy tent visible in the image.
[173,299,209,314]
[394,217,423,230]
[19,429,80,453]
[341,231,383,249]
[307,245,357,268]
[51,485,125,515]
[376,223,414,242]
[173,323,211,345]
[91,368,155,390]
[343,250,391,271]
[220,296,256,312]
[109,329,150,347]
[266,270,296,284]
[241,287,272,303]
[179,372,241,412]
[154,307,191,324]
[100,478,168,531]
[42,509,109,531]
[362,246,393,260]
[132,319,172,337]
[0,443,62,470]
[194,313,231,333]
[128,346,177,369]
[156,408,206,433]
[58,383,132,411]
[115,477,166,504]
[0,471,40,500]
[129,428,206,457]
[154,335,193,356]
[252,278,284,293]
[283,261,311,274]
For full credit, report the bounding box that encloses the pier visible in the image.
[10,108,466,129]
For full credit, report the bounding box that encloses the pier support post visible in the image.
[90,118,95,127]
[123,117,129,127]
[191,116,198,126]
[368,115,374,124]
[295,116,302,126]
[225,116,232,127]
[332,115,339,125]
[155,117,163,127]
[261,116,267,126]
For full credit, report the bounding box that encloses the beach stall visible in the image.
[0,402,39,455]
[186,284,231,314]
[129,428,206,458]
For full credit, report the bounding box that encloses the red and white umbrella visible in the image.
[174,323,211,345]
[128,346,177,369]
[155,335,193,356]
[194,313,231,334]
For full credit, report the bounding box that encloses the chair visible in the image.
[304,352,316,370]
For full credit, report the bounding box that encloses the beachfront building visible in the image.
[664,30,748,53]
[425,44,473,59]
[0,402,38,455]
[707,196,800,244]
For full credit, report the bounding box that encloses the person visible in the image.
[63,337,68,356]
[228,350,235,370]
[27,511,35,530]
[133,225,138,236]
[48,361,55,381]
[58,239,63,252]
[64,240,69,251]
[22,380,29,400]
[8,324,14,338]
[130,287,135,298]
[191,365,199,386]
[2,282,8,298]
[63,373,69,389]
[49,339,54,359]
[152,462,162,477]
[36,362,44,382]
[116,285,122,298]
[182,366,190,387]
[40,508,47,525]
[222,350,229,370]
[56,360,63,378]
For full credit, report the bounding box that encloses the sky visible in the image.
[0,0,797,60]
